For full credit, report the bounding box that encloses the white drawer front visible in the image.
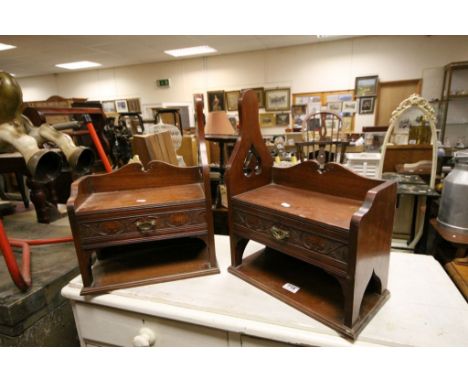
[73,302,229,347]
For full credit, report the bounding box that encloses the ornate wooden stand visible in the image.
[225,90,397,339]
[67,101,218,295]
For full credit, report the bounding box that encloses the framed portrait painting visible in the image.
[355,76,379,97]
[207,91,226,112]
[265,88,291,111]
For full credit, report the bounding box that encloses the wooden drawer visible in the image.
[73,302,229,347]
[76,205,208,248]
[232,204,349,271]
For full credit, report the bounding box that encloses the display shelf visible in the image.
[229,247,389,339]
[85,237,218,295]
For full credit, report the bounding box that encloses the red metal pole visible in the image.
[83,114,112,173]
[0,219,29,291]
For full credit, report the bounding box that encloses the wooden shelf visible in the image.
[77,183,205,213]
[83,237,219,295]
[229,248,389,339]
[234,184,362,230]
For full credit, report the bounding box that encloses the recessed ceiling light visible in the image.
[55,61,102,70]
[164,45,217,58]
[0,43,16,51]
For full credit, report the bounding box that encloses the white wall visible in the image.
[17,35,468,132]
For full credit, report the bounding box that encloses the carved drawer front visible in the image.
[77,207,207,246]
[232,208,349,268]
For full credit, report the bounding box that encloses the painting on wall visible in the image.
[115,99,129,113]
[265,88,291,111]
[359,96,376,114]
[342,101,358,114]
[207,91,226,112]
[241,87,265,108]
[259,112,276,128]
[327,102,342,113]
[276,113,290,126]
[225,90,241,111]
[355,76,379,97]
[102,100,116,113]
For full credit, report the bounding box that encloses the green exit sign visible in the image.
[156,78,170,88]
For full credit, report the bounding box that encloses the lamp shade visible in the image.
[205,111,237,136]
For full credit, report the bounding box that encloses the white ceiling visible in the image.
[0,36,354,78]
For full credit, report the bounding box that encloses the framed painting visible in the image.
[275,113,290,126]
[241,87,265,108]
[265,88,291,111]
[342,100,358,113]
[102,100,116,113]
[355,76,379,97]
[259,112,276,128]
[225,90,240,111]
[207,91,226,112]
[115,99,129,113]
[359,96,376,114]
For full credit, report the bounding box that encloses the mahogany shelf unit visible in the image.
[225,90,397,339]
[67,101,218,295]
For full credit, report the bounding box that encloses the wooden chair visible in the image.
[295,112,349,166]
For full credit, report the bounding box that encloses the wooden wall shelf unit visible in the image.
[67,101,218,295]
[225,90,397,339]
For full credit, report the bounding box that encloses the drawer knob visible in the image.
[271,226,290,241]
[133,327,156,347]
[136,219,156,233]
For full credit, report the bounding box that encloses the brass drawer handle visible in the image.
[136,219,156,232]
[271,226,290,241]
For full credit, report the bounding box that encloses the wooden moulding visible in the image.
[225,89,397,340]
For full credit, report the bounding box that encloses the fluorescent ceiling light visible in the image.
[0,43,16,51]
[55,61,101,70]
[164,45,217,58]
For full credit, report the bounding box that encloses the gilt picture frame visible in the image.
[265,88,291,111]
[355,75,379,97]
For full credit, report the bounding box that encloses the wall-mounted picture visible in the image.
[115,99,129,113]
[292,104,307,128]
[102,100,116,113]
[342,101,358,113]
[265,88,291,111]
[276,113,290,126]
[207,91,226,112]
[355,75,379,97]
[328,102,342,113]
[259,112,276,128]
[359,96,375,114]
[341,115,354,133]
[127,98,141,113]
[225,90,241,111]
[241,87,265,108]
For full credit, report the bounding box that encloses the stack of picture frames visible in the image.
[355,75,379,115]
[201,88,292,130]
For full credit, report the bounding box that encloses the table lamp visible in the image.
[205,111,237,137]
